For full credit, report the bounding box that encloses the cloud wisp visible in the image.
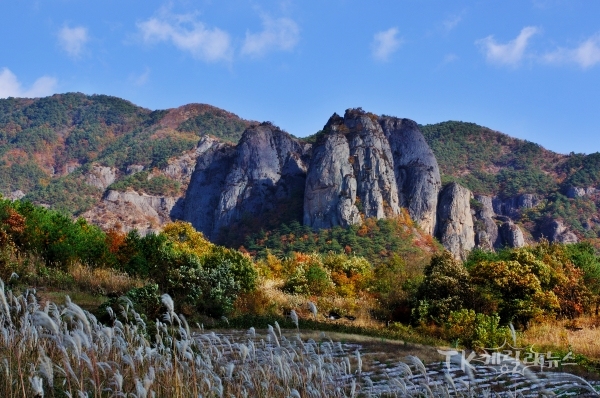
[137,11,232,62]
[372,27,403,62]
[476,26,539,66]
[58,25,89,59]
[443,12,464,32]
[543,33,600,69]
[0,68,57,98]
[242,16,300,57]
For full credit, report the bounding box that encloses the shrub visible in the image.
[444,309,511,349]
[413,251,472,323]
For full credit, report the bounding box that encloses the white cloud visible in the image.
[58,25,88,58]
[543,34,600,69]
[443,13,463,32]
[137,11,232,62]
[0,68,57,98]
[372,27,403,62]
[241,16,300,57]
[476,26,539,66]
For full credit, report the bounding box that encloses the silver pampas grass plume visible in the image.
[290,309,299,329]
[307,301,317,320]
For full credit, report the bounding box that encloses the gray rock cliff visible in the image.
[539,219,579,244]
[181,136,237,237]
[304,109,440,232]
[380,117,441,235]
[492,194,540,219]
[472,195,500,251]
[183,124,310,240]
[304,111,400,228]
[436,182,475,260]
[213,123,310,237]
[499,220,526,248]
[84,165,117,191]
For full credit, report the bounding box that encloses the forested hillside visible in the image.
[0,93,251,214]
[421,121,600,240]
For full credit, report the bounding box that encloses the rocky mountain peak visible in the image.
[183,123,310,241]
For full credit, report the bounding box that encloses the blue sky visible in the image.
[1,0,599,154]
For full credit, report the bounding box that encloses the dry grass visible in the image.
[1,278,598,397]
[520,316,600,359]
[69,263,145,295]
[258,278,378,327]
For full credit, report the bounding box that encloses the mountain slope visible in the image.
[421,121,600,239]
[1,94,598,252]
[0,93,252,216]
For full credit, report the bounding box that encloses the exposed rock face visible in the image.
[380,117,441,235]
[8,190,25,201]
[500,221,526,248]
[303,109,440,232]
[566,186,598,198]
[472,194,529,250]
[85,165,117,190]
[539,219,579,244]
[181,136,237,236]
[126,165,144,175]
[492,194,540,219]
[436,183,475,260]
[83,190,181,235]
[304,111,400,228]
[472,195,500,251]
[213,124,310,237]
[303,127,361,229]
[183,124,311,239]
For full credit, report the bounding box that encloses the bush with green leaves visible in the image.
[444,309,511,349]
[121,227,258,318]
[413,251,472,323]
[371,254,424,322]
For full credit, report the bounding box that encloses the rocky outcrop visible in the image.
[566,186,598,198]
[380,117,441,235]
[304,111,400,228]
[83,189,181,235]
[303,127,361,229]
[213,124,310,237]
[492,194,540,219]
[8,190,25,201]
[126,165,144,175]
[499,220,526,248]
[539,219,578,244]
[436,183,475,260]
[183,124,311,240]
[181,136,237,237]
[471,195,530,250]
[472,195,500,251]
[303,109,440,232]
[85,165,117,190]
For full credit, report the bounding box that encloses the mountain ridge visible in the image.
[1,93,599,256]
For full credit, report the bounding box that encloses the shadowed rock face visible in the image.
[183,124,310,240]
[436,182,475,260]
[181,136,237,238]
[380,117,441,235]
[213,124,310,236]
[500,220,526,248]
[538,219,579,244]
